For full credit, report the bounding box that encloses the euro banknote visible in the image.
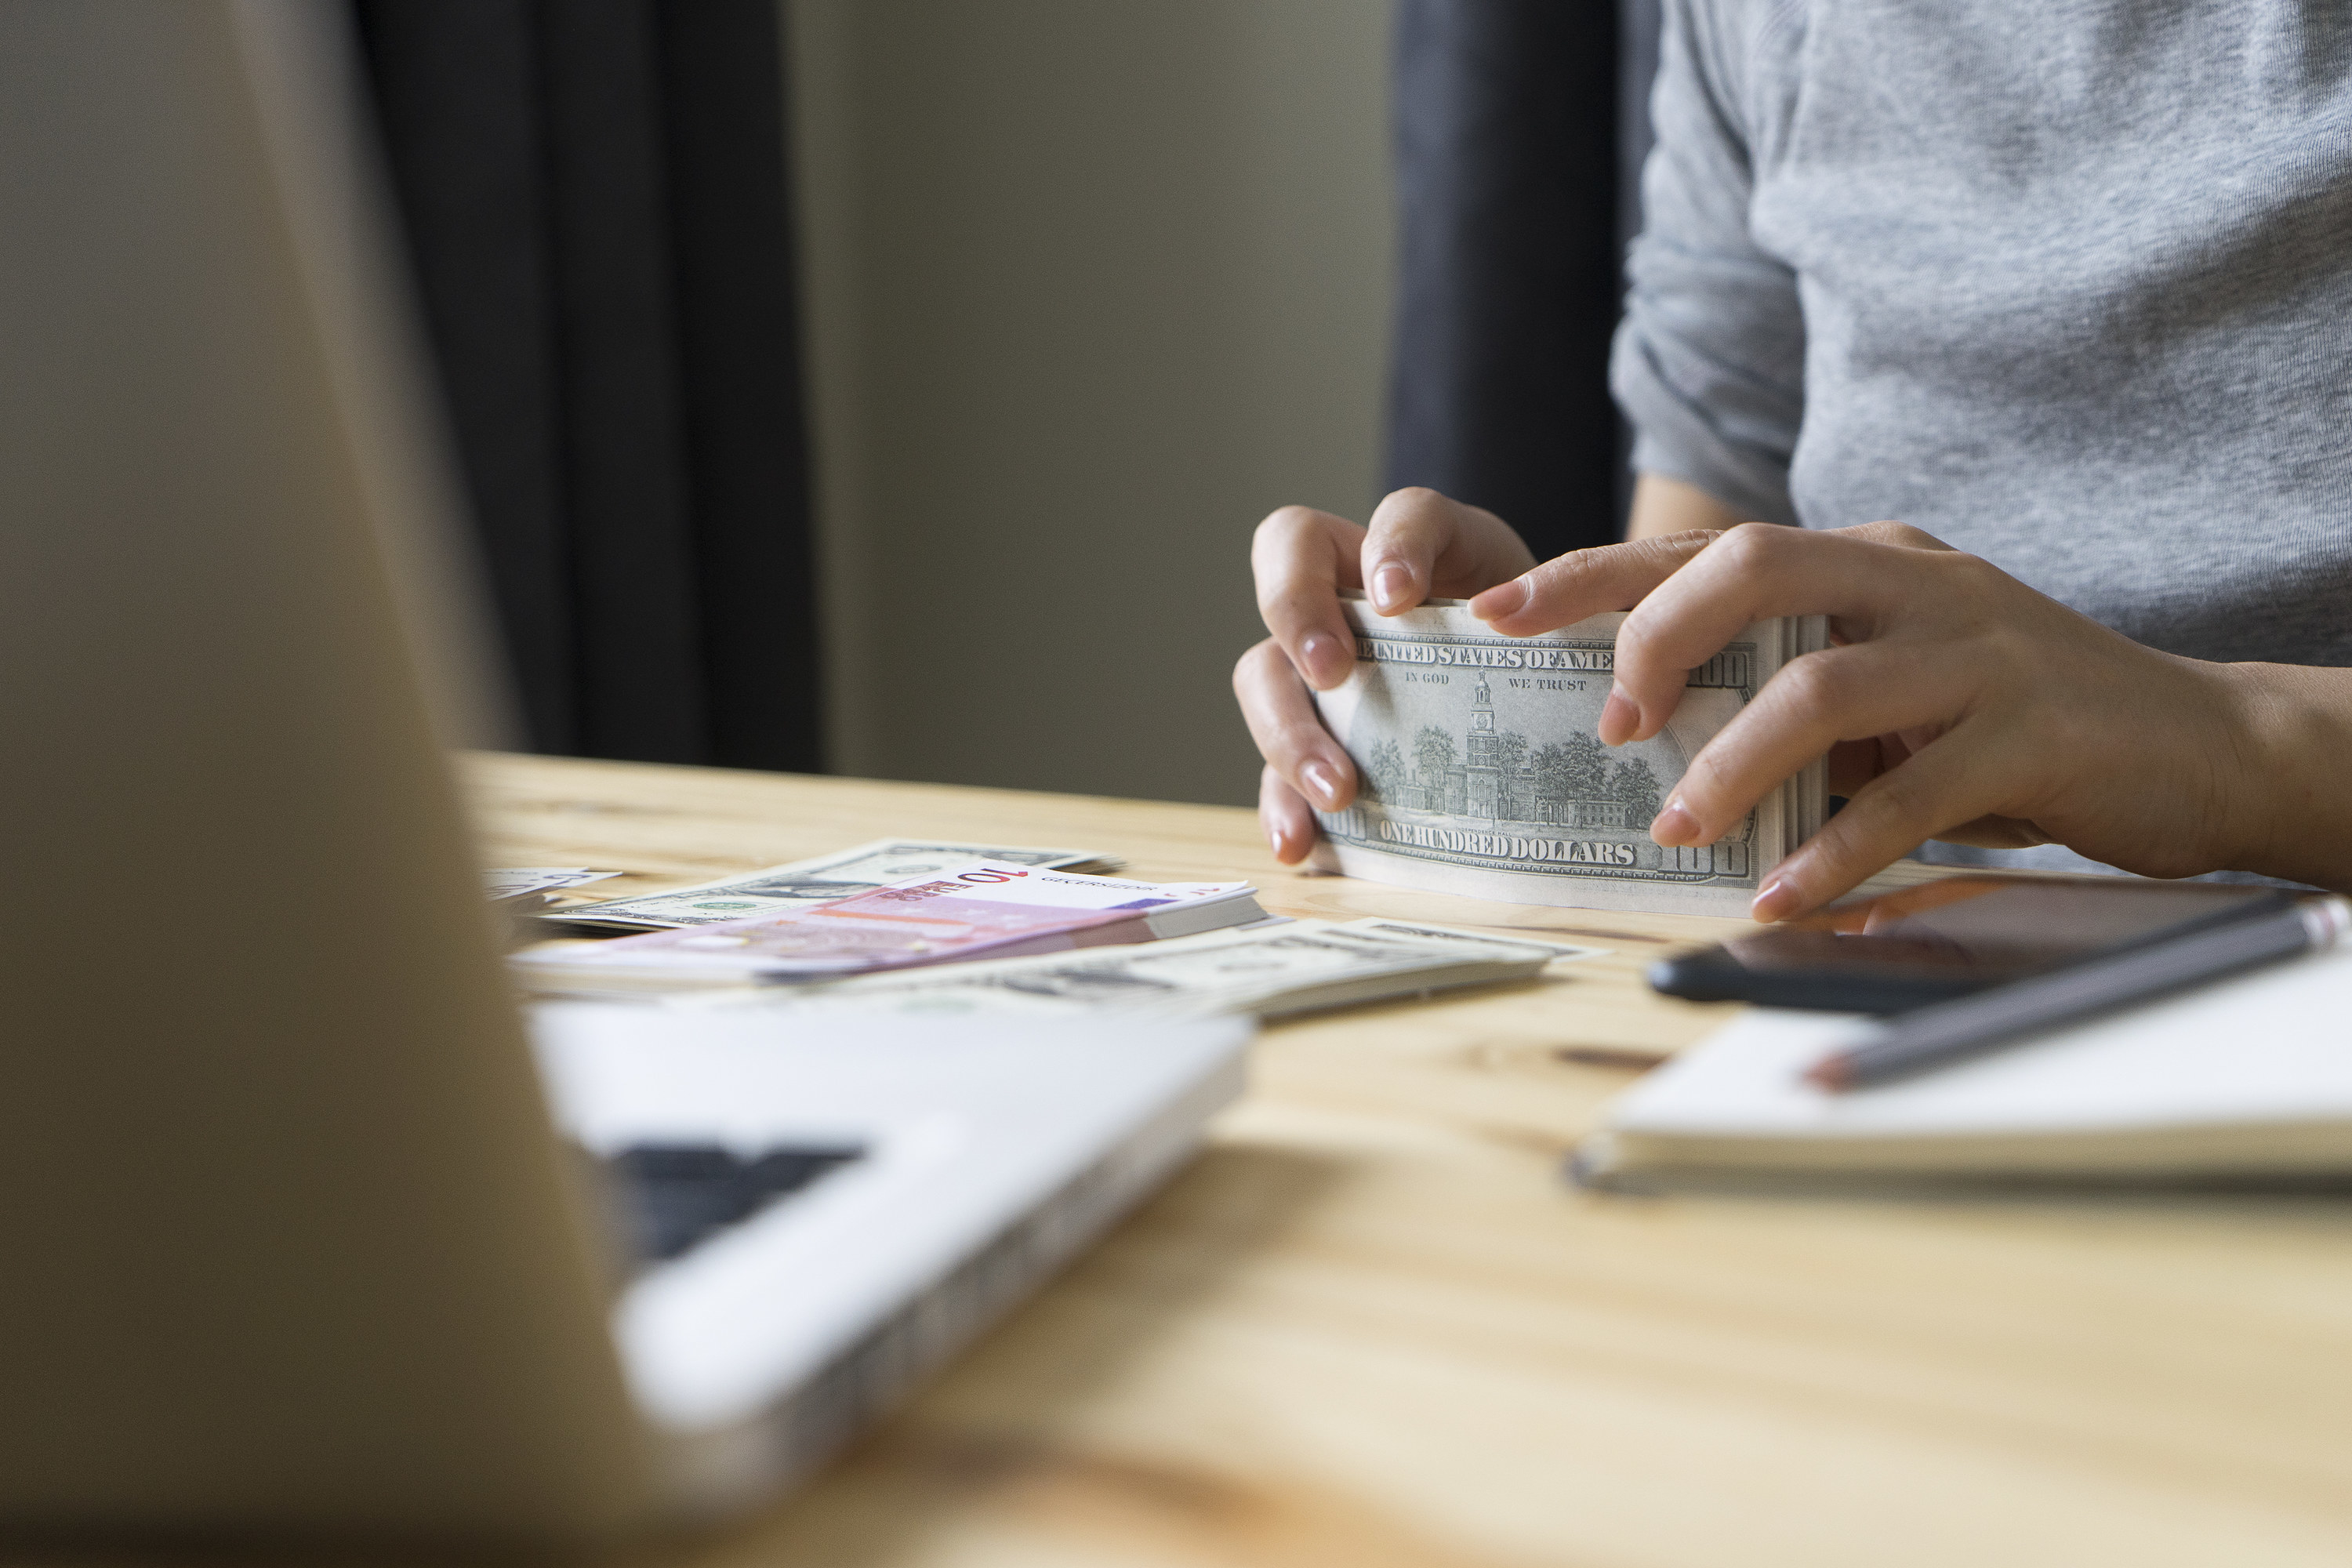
[514,861,1264,986]
[543,838,1122,930]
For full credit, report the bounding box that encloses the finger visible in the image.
[1252,506,1367,690]
[1362,488,1539,611]
[1650,643,1968,848]
[1467,530,1721,636]
[1359,488,1450,612]
[1610,524,1947,743]
[1232,637,1356,814]
[1750,731,2005,920]
[1258,766,1318,864]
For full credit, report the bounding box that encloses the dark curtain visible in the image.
[1385,0,1656,558]
[352,0,822,771]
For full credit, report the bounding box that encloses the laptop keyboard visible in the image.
[605,1142,866,1264]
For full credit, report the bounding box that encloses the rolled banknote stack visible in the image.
[1311,593,1828,916]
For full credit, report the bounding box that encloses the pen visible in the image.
[1804,893,2352,1092]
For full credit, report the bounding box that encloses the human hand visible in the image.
[1234,488,1536,863]
[1466,522,2258,919]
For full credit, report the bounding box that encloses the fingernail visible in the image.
[1751,878,1797,922]
[1471,576,1531,622]
[1599,684,1639,745]
[1269,824,1298,862]
[1299,631,1346,688]
[1651,797,1698,846]
[1300,759,1343,811]
[1370,561,1414,613]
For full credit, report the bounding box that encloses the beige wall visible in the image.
[787,0,1394,808]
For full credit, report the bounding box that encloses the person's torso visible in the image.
[1723,0,2352,664]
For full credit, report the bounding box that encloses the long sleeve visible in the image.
[1609,0,1805,527]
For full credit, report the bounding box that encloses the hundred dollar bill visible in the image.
[543,838,1122,930]
[633,916,1602,1020]
[1310,594,1828,916]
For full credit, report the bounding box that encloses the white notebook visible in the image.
[1576,944,2352,1191]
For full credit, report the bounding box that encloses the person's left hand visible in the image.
[1466,521,2262,920]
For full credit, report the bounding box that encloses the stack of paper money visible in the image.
[1311,594,1828,916]
[543,839,1123,930]
[514,862,1265,988]
[672,916,1602,1021]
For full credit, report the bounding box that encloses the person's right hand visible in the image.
[1232,488,1536,864]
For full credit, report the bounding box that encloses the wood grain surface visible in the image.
[463,754,2352,1566]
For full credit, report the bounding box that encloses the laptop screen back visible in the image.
[0,1,654,1541]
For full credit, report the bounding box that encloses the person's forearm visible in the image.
[2218,662,2352,892]
[1625,473,1746,540]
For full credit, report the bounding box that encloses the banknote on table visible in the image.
[485,868,623,904]
[515,862,1265,986]
[630,916,1602,1021]
[542,838,1122,930]
[1310,593,1828,916]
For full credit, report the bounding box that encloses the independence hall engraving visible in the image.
[1359,672,1661,829]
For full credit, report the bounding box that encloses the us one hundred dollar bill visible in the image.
[1309,595,1828,916]
[543,838,1123,930]
[640,916,1602,1020]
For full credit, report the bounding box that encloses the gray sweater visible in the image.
[1611,0,2352,876]
[1613,0,2352,670]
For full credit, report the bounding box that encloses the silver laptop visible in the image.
[0,0,1247,1544]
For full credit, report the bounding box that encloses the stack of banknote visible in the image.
[514,862,1267,988]
[1310,594,1828,916]
[676,916,1600,1020]
[524,914,1599,1018]
[511,817,1618,1017]
[542,839,1125,929]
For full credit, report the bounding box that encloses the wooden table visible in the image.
[470,753,2352,1568]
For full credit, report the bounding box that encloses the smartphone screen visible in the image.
[1648,877,2293,1012]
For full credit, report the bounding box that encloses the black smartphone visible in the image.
[1647,876,2295,1013]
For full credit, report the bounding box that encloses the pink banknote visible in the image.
[514,861,1265,985]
